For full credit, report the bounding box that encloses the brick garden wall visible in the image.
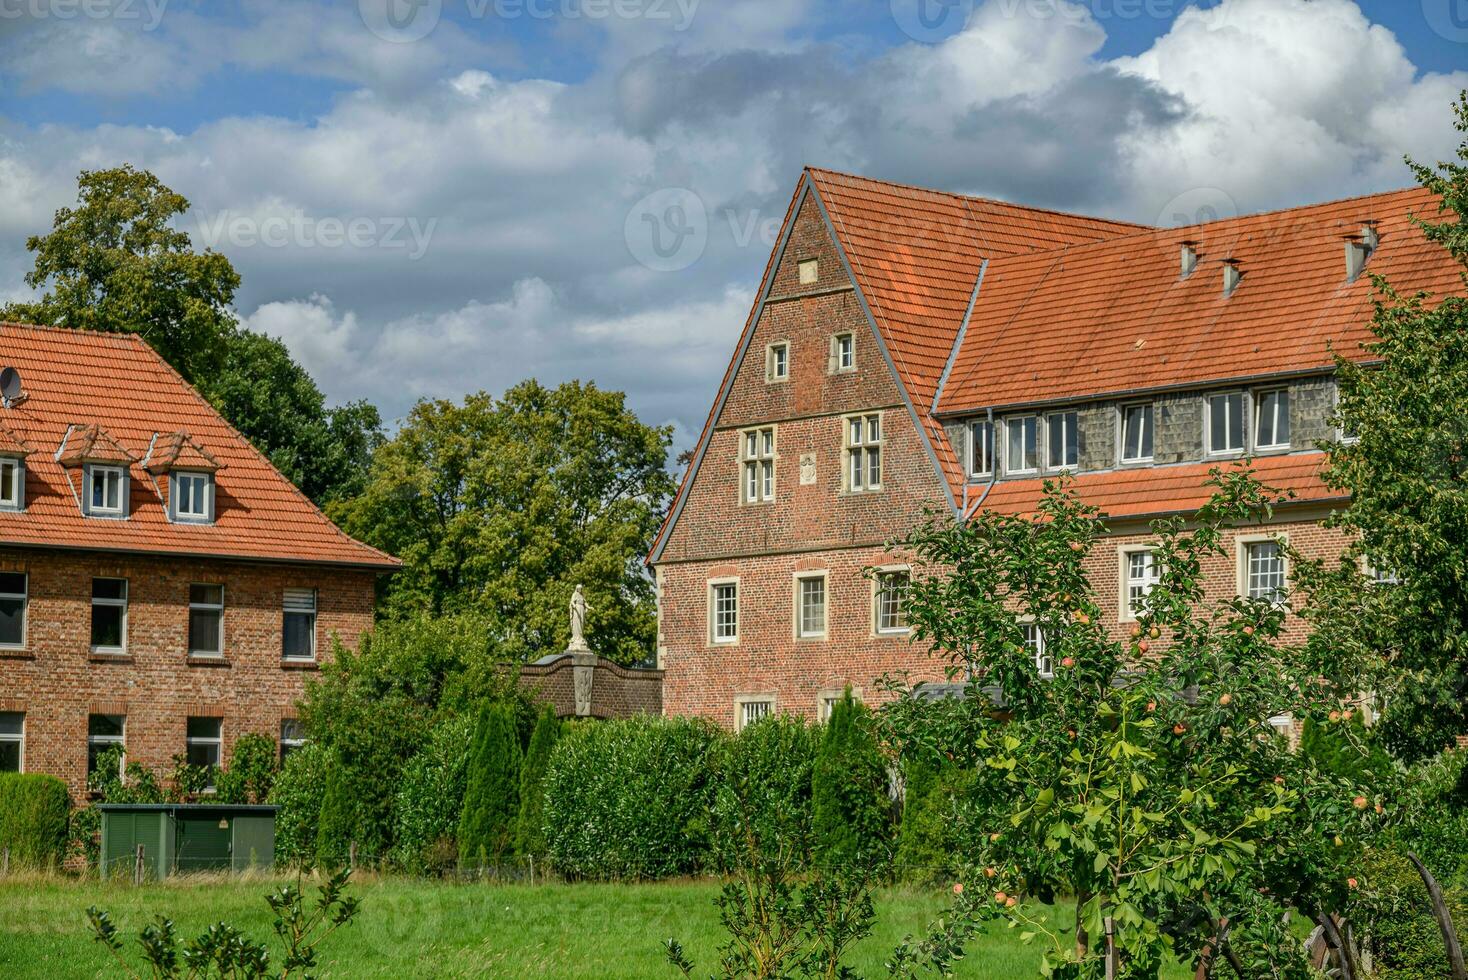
[0,546,377,802]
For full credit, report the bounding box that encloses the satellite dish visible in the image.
[0,368,20,404]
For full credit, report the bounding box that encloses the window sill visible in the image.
[187,655,230,667]
[88,652,133,664]
[280,658,319,670]
[875,629,912,639]
[0,648,33,660]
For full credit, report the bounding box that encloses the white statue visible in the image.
[569,584,590,651]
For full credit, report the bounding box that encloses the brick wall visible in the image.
[517,654,664,719]
[0,546,377,801]
[659,514,1353,726]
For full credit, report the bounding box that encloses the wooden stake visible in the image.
[133,844,144,886]
[1104,917,1118,980]
[348,841,357,872]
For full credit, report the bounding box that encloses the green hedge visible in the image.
[542,716,720,880]
[392,714,474,873]
[0,772,70,869]
[268,742,331,867]
[709,714,820,871]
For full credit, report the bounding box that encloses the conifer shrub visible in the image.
[314,756,358,869]
[514,706,562,861]
[457,701,522,870]
[0,772,70,869]
[542,715,720,880]
[811,690,892,870]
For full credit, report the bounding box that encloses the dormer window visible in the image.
[0,458,23,511]
[171,471,215,524]
[85,465,127,518]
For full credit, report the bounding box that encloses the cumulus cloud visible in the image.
[1,0,1464,443]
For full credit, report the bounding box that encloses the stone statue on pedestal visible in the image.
[568,584,590,652]
[568,584,595,716]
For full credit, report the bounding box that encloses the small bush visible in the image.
[269,742,331,867]
[543,715,720,880]
[392,713,474,873]
[458,701,522,869]
[709,714,820,871]
[811,691,891,869]
[0,772,70,869]
[1387,747,1468,888]
[514,706,562,861]
[215,733,278,804]
[895,756,970,883]
[1348,847,1468,980]
[315,758,359,868]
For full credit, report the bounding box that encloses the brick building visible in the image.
[649,169,1463,729]
[0,323,397,800]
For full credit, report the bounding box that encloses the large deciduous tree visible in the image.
[2,164,381,506]
[1308,93,1468,760]
[335,380,675,663]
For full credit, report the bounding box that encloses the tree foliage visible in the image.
[335,381,675,663]
[1310,93,1468,759]
[514,705,562,861]
[457,701,522,870]
[810,691,891,871]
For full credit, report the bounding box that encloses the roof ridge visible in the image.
[0,320,151,342]
[803,166,1151,231]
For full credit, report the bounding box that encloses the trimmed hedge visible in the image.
[0,772,70,869]
[542,715,720,880]
[392,713,475,873]
[709,713,820,870]
[269,742,331,867]
[811,691,891,868]
[1349,847,1468,980]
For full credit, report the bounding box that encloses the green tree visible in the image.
[458,701,522,870]
[336,380,676,663]
[810,690,890,870]
[314,758,356,869]
[1311,92,1468,760]
[514,705,562,860]
[1,164,238,385]
[3,165,381,506]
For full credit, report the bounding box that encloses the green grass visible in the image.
[0,875,1195,978]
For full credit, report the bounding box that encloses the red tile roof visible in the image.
[0,322,397,569]
[143,431,221,474]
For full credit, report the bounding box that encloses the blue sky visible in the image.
[1,0,1465,446]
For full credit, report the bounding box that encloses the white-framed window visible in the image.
[0,457,24,511]
[188,584,224,657]
[0,571,26,649]
[766,343,789,382]
[795,573,827,639]
[1242,539,1287,603]
[741,427,776,503]
[1122,549,1159,620]
[280,718,306,762]
[1335,382,1358,444]
[832,333,855,373]
[90,577,128,653]
[1120,403,1154,463]
[798,258,819,285]
[1046,411,1079,470]
[1207,392,1247,455]
[1363,558,1401,585]
[1022,621,1052,678]
[1006,415,1038,474]
[710,580,739,644]
[0,712,22,772]
[185,717,222,789]
[170,471,214,523]
[817,689,861,722]
[87,714,125,779]
[85,464,126,517]
[970,420,994,477]
[735,697,774,731]
[845,414,882,492]
[1254,388,1290,449]
[282,588,317,661]
[874,570,910,634]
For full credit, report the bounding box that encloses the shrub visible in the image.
[514,706,562,860]
[269,742,331,867]
[458,701,522,869]
[709,713,820,871]
[0,772,70,869]
[895,756,969,883]
[811,691,891,869]
[215,733,279,804]
[314,754,359,869]
[1300,712,1394,786]
[542,715,720,880]
[392,713,475,873]
[1348,847,1468,980]
[1386,747,1468,887]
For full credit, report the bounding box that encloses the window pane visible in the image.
[0,713,21,735]
[1212,394,1245,451]
[283,612,315,659]
[91,605,124,649]
[190,609,222,655]
[1248,542,1285,600]
[878,573,909,631]
[0,740,18,773]
[186,742,221,771]
[0,461,17,505]
[0,596,23,646]
[868,415,880,442]
[190,584,223,606]
[849,418,863,445]
[1123,406,1152,460]
[0,572,26,595]
[867,448,881,487]
[93,578,126,601]
[971,421,992,474]
[800,578,826,636]
[89,714,124,738]
[187,717,221,740]
[1048,413,1078,468]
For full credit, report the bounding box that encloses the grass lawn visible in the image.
[0,875,1196,978]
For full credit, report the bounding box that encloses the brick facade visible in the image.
[0,546,377,801]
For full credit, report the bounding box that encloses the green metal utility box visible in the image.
[99,804,279,878]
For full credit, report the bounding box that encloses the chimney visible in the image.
[1222,260,1242,297]
[1180,242,1199,279]
[1346,222,1379,282]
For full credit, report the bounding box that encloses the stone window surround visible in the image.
[830,332,856,374]
[870,565,912,637]
[764,341,790,383]
[708,576,740,646]
[792,570,828,641]
[733,693,776,731]
[739,425,777,506]
[817,687,863,721]
[1236,532,1290,605]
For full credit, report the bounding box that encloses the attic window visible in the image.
[1180,243,1199,279]
[85,465,127,518]
[798,259,819,285]
[1222,261,1242,297]
[171,471,215,524]
[0,458,23,512]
